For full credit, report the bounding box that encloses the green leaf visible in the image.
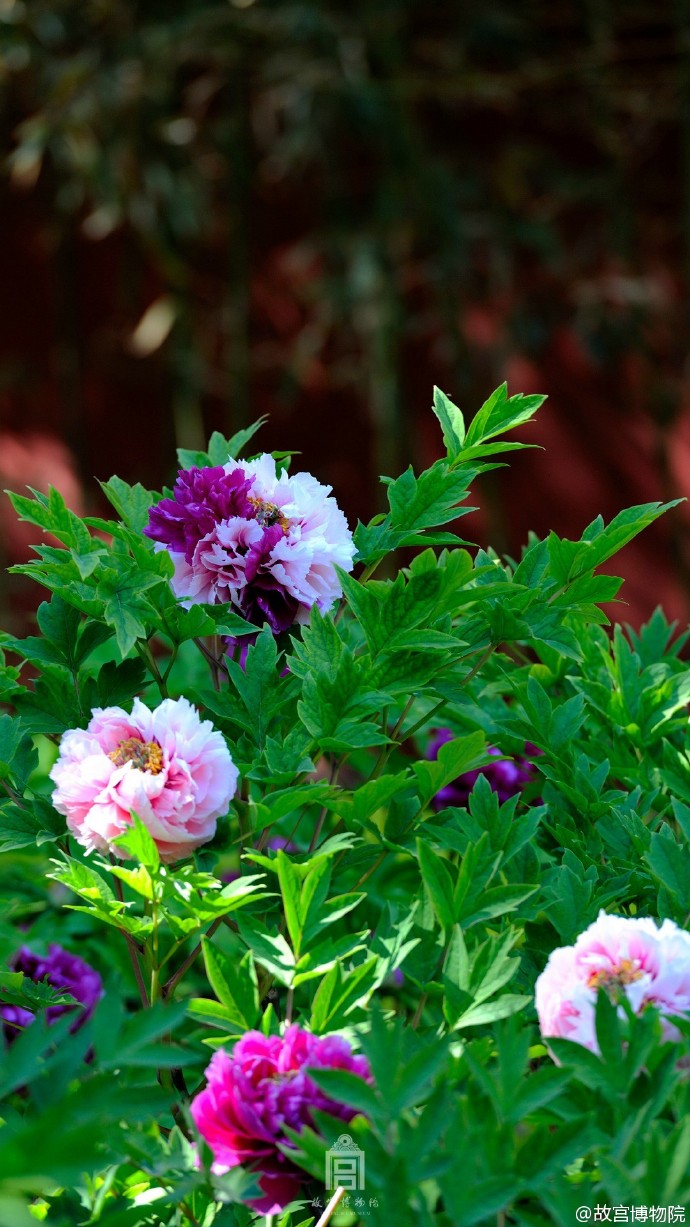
[412,732,486,807]
[36,596,82,666]
[645,826,690,911]
[459,883,537,928]
[0,714,30,782]
[96,568,160,656]
[276,851,304,954]
[107,864,154,900]
[417,839,456,932]
[226,625,290,749]
[236,916,295,985]
[7,485,93,552]
[112,811,161,872]
[306,1067,379,1117]
[581,501,683,570]
[463,383,545,448]
[100,476,155,533]
[210,419,268,461]
[594,986,623,1069]
[310,958,379,1033]
[201,940,260,1030]
[432,386,466,455]
[454,993,531,1029]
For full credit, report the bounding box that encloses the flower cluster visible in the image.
[144,454,356,633]
[50,696,238,864]
[1,944,103,1041]
[535,911,690,1054]
[190,1024,372,1213]
[427,729,539,808]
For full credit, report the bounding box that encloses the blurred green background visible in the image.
[1,0,690,627]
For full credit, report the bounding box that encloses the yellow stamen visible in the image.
[248,495,289,533]
[588,958,642,990]
[108,737,163,774]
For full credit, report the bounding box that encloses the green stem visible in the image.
[236,800,253,864]
[135,639,168,699]
[458,644,494,687]
[162,917,223,1000]
[150,899,161,1005]
[354,850,387,889]
[193,636,230,686]
[359,560,382,584]
[111,871,150,1007]
[403,698,447,742]
[161,645,179,685]
[180,1202,203,1227]
[368,694,416,782]
[308,757,339,853]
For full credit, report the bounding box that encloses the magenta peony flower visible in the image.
[144,454,355,633]
[427,729,539,809]
[1,944,103,1042]
[49,696,238,864]
[535,911,690,1054]
[190,1024,372,1213]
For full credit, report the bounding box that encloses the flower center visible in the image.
[248,495,289,533]
[587,958,643,991]
[108,737,163,774]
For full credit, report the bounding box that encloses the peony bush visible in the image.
[1,387,690,1226]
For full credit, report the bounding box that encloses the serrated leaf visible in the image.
[100,476,155,533]
[433,385,466,455]
[112,811,160,872]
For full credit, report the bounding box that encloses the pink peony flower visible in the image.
[535,911,690,1054]
[49,696,238,864]
[190,1024,372,1213]
[144,454,355,633]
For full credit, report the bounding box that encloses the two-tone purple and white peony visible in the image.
[50,696,238,864]
[535,910,690,1054]
[144,454,356,633]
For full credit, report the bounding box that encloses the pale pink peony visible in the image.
[49,697,238,864]
[535,911,690,1053]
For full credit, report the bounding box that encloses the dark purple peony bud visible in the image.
[1,944,103,1042]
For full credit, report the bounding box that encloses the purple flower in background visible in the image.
[427,729,540,809]
[224,634,290,677]
[145,454,355,634]
[190,1024,372,1213]
[1,944,103,1041]
[265,835,298,853]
